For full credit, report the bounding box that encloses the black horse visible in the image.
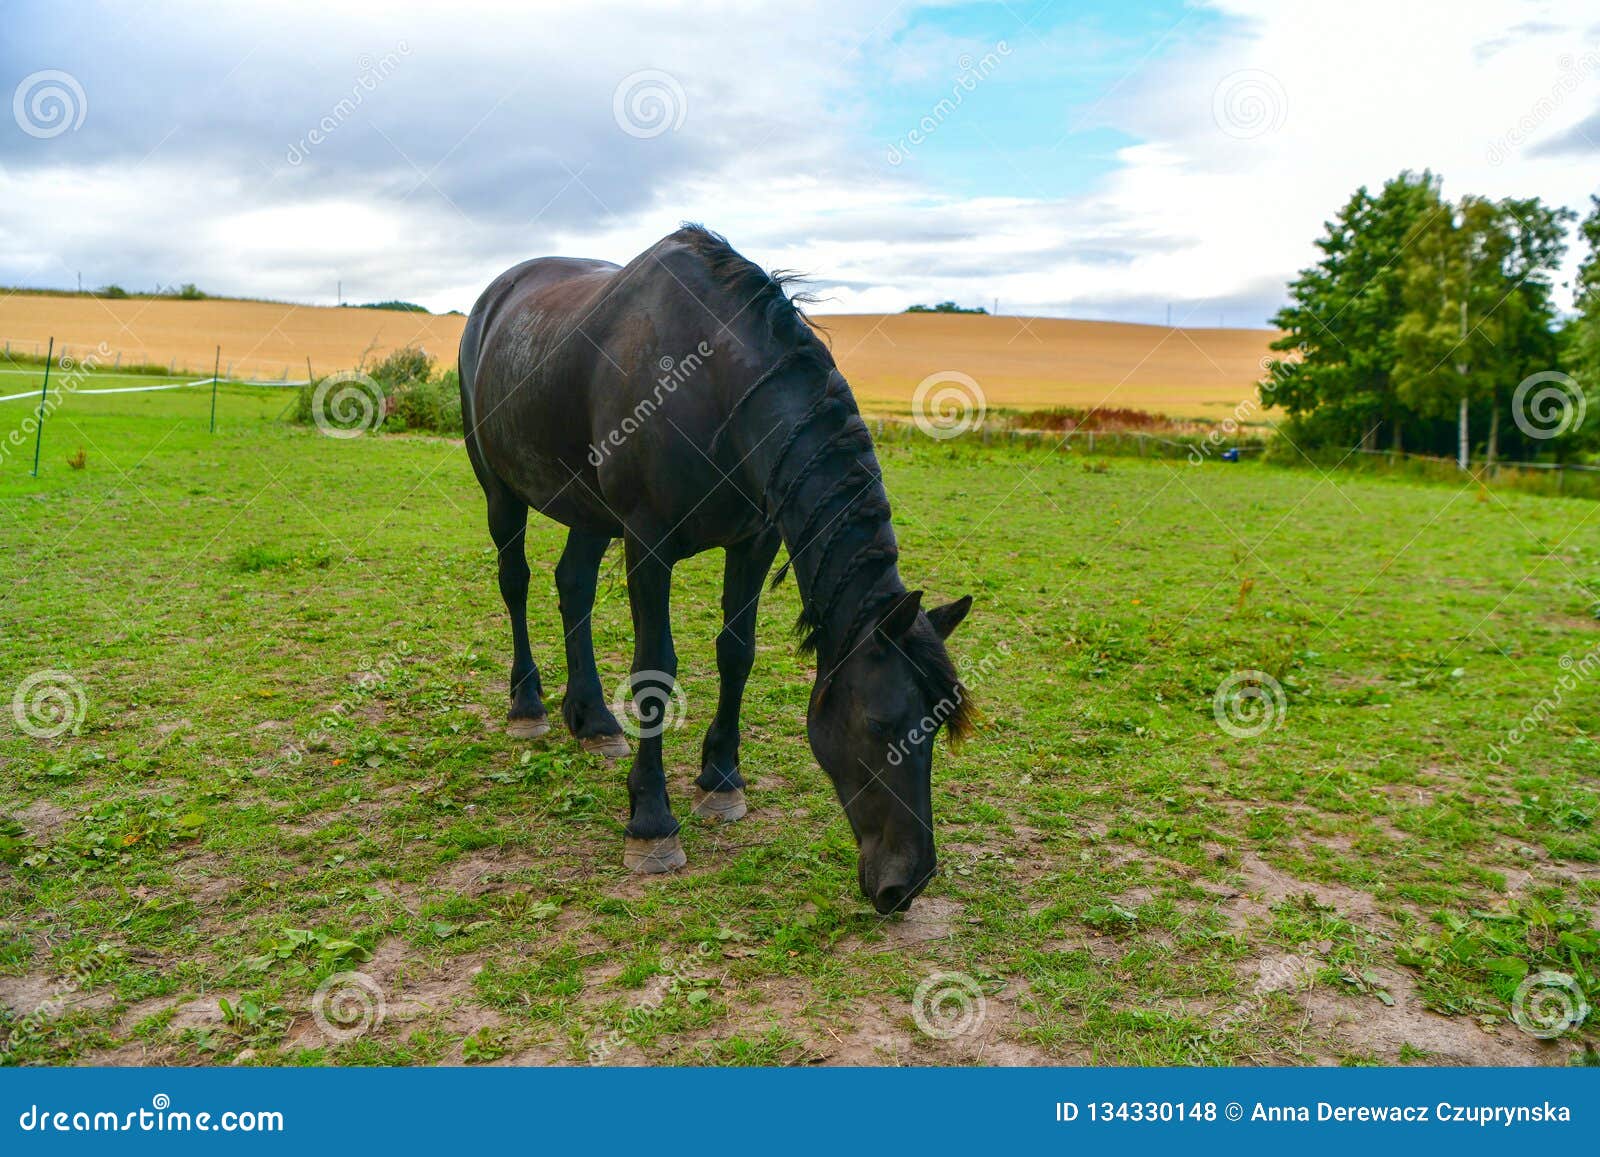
[458,226,972,914]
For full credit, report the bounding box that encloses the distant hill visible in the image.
[0,292,1277,417]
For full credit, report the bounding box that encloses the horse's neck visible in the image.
[752,387,903,662]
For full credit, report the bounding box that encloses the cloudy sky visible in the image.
[1,0,1597,326]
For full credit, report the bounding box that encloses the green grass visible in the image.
[0,379,1597,1067]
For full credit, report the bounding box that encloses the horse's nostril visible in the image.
[873,882,915,915]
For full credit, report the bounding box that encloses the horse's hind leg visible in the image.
[485,488,549,737]
[555,528,629,758]
[694,529,780,823]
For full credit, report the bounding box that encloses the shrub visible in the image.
[293,347,462,435]
[389,369,462,434]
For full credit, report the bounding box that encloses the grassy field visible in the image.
[0,293,1276,418]
[1,380,1597,1068]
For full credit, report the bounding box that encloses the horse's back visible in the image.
[459,256,625,529]
[460,256,619,408]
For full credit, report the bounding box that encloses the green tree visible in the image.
[1565,196,1600,442]
[1264,171,1444,451]
[1394,195,1571,468]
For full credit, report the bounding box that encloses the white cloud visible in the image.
[1,0,1595,325]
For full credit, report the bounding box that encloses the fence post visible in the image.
[31,337,53,477]
[209,345,221,434]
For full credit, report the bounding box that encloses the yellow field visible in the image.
[0,294,1277,418]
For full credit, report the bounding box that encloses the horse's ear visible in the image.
[926,595,973,639]
[875,590,923,643]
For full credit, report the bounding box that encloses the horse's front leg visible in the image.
[694,529,781,823]
[620,534,686,873]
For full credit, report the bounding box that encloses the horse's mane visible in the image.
[676,224,970,740]
[671,223,824,351]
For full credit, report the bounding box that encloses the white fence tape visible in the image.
[0,377,309,404]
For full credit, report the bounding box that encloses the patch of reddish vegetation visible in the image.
[1009,406,1178,433]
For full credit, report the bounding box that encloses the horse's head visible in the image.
[806,590,973,914]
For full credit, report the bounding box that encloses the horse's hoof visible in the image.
[692,788,747,823]
[581,733,631,759]
[506,716,550,739]
[623,835,686,874]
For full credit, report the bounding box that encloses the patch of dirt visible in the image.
[1301,964,1561,1066]
[433,848,544,896]
[280,937,503,1055]
[838,897,966,954]
[724,973,1077,1066]
[13,799,73,840]
[1210,851,1390,932]
[0,974,117,1020]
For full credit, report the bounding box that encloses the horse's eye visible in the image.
[865,717,895,738]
